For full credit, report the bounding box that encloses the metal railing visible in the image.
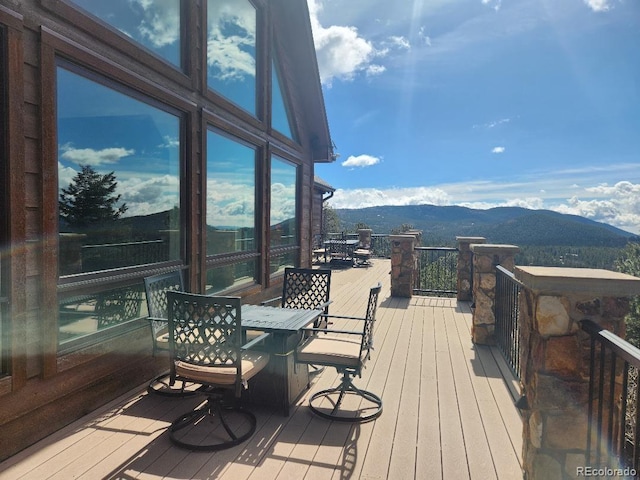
[81,239,168,271]
[495,265,522,381]
[414,247,458,297]
[581,319,640,475]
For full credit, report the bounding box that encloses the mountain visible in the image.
[334,205,637,247]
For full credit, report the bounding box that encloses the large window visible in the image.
[206,0,257,116]
[69,0,182,69]
[57,62,181,344]
[205,129,258,293]
[270,156,298,273]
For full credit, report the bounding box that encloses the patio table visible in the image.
[241,304,323,415]
[324,239,359,265]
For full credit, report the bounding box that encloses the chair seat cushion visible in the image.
[175,351,270,386]
[297,336,361,368]
[354,249,370,256]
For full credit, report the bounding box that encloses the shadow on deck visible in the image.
[0,259,523,480]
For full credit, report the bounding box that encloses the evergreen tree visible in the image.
[59,165,127,228]
[616,242,640,347]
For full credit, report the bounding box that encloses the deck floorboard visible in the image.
[0,259,523,479]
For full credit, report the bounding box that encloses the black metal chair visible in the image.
[166,291,270,451]
[296,283,383,422]
[143,270,195,397]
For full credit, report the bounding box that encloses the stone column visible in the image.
[516,266,640,480]
[456,236,486,301]
[470,243,520,345]
[358,228,372,248]
[390,234,418,298]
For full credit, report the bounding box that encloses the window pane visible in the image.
[270,157,297,247]
[207,0,256,115]
[272,58,295,140]
[59,283,146,344]
[270,250,297,276]
[205,259,257,294]
[206,130,256,256]
[70,0,181,68]
[57,66,181,276]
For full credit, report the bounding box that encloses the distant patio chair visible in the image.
[143,270,195,397]
[166,291,270,451]
[296,283,383,422]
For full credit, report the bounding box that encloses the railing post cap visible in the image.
[470,243,520,254]
[456,236,487,243]
[515,266,640,296]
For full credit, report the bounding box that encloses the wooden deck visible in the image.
[0,259,523,479]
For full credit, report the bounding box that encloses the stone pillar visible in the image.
[470,243,520,345]
[456,236,486,301]
[390,234,418,298]
[516,266,640,480]
[358,228,372,248]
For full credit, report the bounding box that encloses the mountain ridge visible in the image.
[334,204,637,247]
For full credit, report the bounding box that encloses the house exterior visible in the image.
[0,0,333,460]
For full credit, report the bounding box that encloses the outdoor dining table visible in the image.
[324,238,359,265]
[241,304,323,415]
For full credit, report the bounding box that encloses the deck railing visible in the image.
[581,319,640,476]
[495,265,522,380]
[414,246,458,297]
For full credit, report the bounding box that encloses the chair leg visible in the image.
[147,372,197,398]
[169,391,257,451]
[308,371,382,423]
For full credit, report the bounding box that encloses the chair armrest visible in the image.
[242,332,271,350]
[147,316,168,323]
[260,296,282,307]
[319,314,366,322]
[302,327,362,336]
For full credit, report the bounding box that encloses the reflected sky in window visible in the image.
[207,0,256,115]
[57,66,180,220]
[270,157,297,246]
[272,58,295,140]
[71,0,181,68]
[206,130,256,231]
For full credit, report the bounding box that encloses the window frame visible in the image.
[268,150,301,277]
[40,0,195,89]
[41,28,195,357]
[203,118,264,294]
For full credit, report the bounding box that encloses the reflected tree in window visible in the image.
[59,165,128,228]
[207,0,256,115]
[57,65,181,275]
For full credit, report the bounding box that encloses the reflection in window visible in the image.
[59,283,146,345]
[70,0,181,68]
[272,58,295,140]
[270,157,297,247]
[205,259,256,294]
[57,65,181,277]
[206,130,256,256]
[207,0,256,115]
[0,27,6,374]
[270,250,296,277]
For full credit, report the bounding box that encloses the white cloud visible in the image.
[134,0,180,48]
[341,154,381,168]
[308,0,387,85]
[492,146,506,154]
[583,0,612,12]
[60,145,134,166]
[207,1,256,81]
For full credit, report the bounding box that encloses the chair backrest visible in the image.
[144,270,185,338]
[167,291,243,391]
[359,283,382,364]
[281,267,331,313]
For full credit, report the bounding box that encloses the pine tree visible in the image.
[59,165,128,228]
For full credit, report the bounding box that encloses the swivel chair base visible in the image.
[308,373,382,423]
[169,390,257,451]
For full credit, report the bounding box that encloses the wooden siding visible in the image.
[0,260,523,479]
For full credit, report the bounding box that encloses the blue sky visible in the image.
[309,0,640,234]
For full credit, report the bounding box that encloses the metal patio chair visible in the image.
[296,283,383,422]
[166,291,270,451]
[143,270,195,397]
